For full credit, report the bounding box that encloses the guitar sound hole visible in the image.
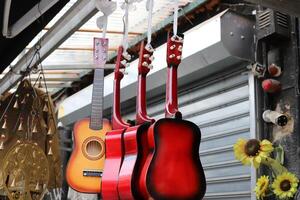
[83,137,104,160]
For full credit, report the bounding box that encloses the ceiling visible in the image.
[0,0,70,71]
[2,0,195,94]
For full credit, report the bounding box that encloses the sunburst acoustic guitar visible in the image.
[66,38,112,193]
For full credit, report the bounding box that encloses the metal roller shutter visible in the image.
[124,69,251,200]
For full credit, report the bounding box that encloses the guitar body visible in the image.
[117,123,151,200]
[66,118,111,193]
[102,129,126,200]
[134,123,152,199]
[140,118,206,200]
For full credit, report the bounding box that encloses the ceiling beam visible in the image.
[43,27,142,35]
[41,64,115,70]
[26,47,118,51]
[0,0,99,95]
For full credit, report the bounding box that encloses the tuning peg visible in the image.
[121,60,127,66]
[147,64,153,70]
[35,182,40,191]
[149,55,154,62]
[171,36,176,42]
[122,52,131,61]
[176,56,181,60]
[1,134,6,139]
[170,45,176,50]
[145,45,154,53]
[119,68,128,75]
[142,62,149,67]
[2,117,7,129]
[178,36,183,42]
[178,45,183,52]
[169,54,175,59]
[143,54,150,58]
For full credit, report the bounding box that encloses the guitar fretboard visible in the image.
[90,68,104,130]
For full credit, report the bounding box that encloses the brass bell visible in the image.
[47,146,53,156]
[10,178,16,187]
[35,182,40,191]
[0,141,4,150]
[47,128,52,135]
[43,104,48,112]
[13,100,18,109]
[18,121,24,131]
[2,118,7,129]
[32,124,38,133]
[21,98,26,104]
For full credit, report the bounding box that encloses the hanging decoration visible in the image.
[0,79,62,200]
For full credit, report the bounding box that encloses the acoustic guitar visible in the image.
[117,41,155,200]
[66,38,112,193]
[102,46,131,200]
[139,32,206,200]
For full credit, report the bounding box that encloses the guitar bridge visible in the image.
[83,170,103,177]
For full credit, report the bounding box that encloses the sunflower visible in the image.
[233,139,273,168]
[272,172,299,199]
[255,175,270,199]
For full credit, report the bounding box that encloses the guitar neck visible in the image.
[165,65,179,118]
[90,68,104,130]
[112,46,131,130]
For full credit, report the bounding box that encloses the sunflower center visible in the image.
[244,139,260,156]
[280,180,291,191]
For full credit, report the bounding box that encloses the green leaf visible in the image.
[274,145,285,165]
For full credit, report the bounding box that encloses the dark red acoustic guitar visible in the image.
[139,33,206,200]
[117,41,155,200]
[102,46,131,200]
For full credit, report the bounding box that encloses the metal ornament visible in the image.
[13,100,18,109]
[0,141,4,150]
[47,140,53,156]
[2,118,7,129]
[43,104,48,112]
[47,128,52,136]
[17,121,24,131]
[32,123,38,133]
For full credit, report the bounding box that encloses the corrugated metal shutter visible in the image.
[124,70,251,200]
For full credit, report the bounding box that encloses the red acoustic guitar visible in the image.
[102,46,131,200]
[139,33,206,200]
[117,41,155,200]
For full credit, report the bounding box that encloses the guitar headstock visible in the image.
[115,46,131,79]
[94,38,109,68]
[138,41,154,76]
[166,32,184,67]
